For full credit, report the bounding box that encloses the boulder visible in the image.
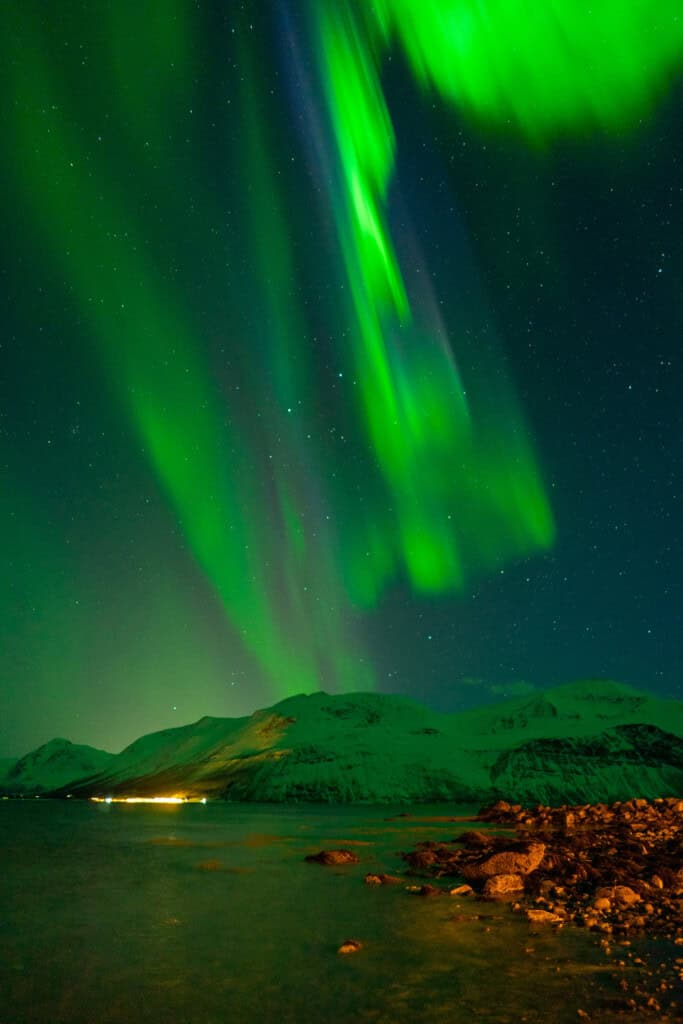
[478,800,512,820]
[364,872,403,886]
[405,848,442,870]
[337,939,362,955]
[526,909,563,925]
[483,874,525,896]
[305,849,360,866]
[407,884,445,897]
[595,885,640,906]
[461,843,546,881]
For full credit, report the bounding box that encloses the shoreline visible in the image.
[402,797,682,940]
[398,797,683,1019]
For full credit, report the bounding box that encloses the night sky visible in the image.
[2,1,682,758]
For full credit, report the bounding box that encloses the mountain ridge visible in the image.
[1,738,114,795]
[3,680,681,803]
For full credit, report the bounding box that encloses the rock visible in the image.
[337,939,362,955]
[305,849,360,866]
[526,909,563,925]
[478,800,512,820]
[401,797,683,944]
[595,885,640,906]
[483,874,525,896]
[461,842,546,881]
[405,849,442,870]
[364,872,402,886]
[449,884,474,896]
[412,884,444,897]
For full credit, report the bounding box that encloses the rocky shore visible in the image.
[399,797,683,1019]
[401,797,683,944]
[307,796,683,1017]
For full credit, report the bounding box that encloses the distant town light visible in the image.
[89,795,204,805]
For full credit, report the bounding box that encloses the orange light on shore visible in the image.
[90,795,207,805]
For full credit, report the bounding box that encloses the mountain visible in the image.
[490,723,683,804]
[40,679,683,804]
[0,757,17,788]
[0,738,114,795]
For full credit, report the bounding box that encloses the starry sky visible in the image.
[1,1,682,757]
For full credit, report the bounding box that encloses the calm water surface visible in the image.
[0,802,644,1023]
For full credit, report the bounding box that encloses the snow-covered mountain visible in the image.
[0,738,114,795]
[35,679,683,804]
[0,757,17,787]
[489,723,683,803]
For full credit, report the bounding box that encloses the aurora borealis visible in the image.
[1,1,682,756]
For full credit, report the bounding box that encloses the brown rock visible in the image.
[337,939,362,955]
[449,884,474,896]
[478,800,512,820]
[593,897,612,912]
[526,909,563,925]
[461,843,546,881]
[415,884,444,897]
[405,849,442,870]
[595,885,641,907]
[483,874,525,896]
[305,849,360,866]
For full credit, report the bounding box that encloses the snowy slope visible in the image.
[62,692,487,802]
[454,679,683,746]
[0,739,114,795]
[48,680,683,804]
[0,757,17,787]
[490,723,683,803]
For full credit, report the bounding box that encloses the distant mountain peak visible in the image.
[2,737,114,795]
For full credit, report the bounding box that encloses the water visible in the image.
[0,801,649,1023]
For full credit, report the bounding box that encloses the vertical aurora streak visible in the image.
[3,3,368,699]
[310,0,683,597]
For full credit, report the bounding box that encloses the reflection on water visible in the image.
[0,802,653,1023]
